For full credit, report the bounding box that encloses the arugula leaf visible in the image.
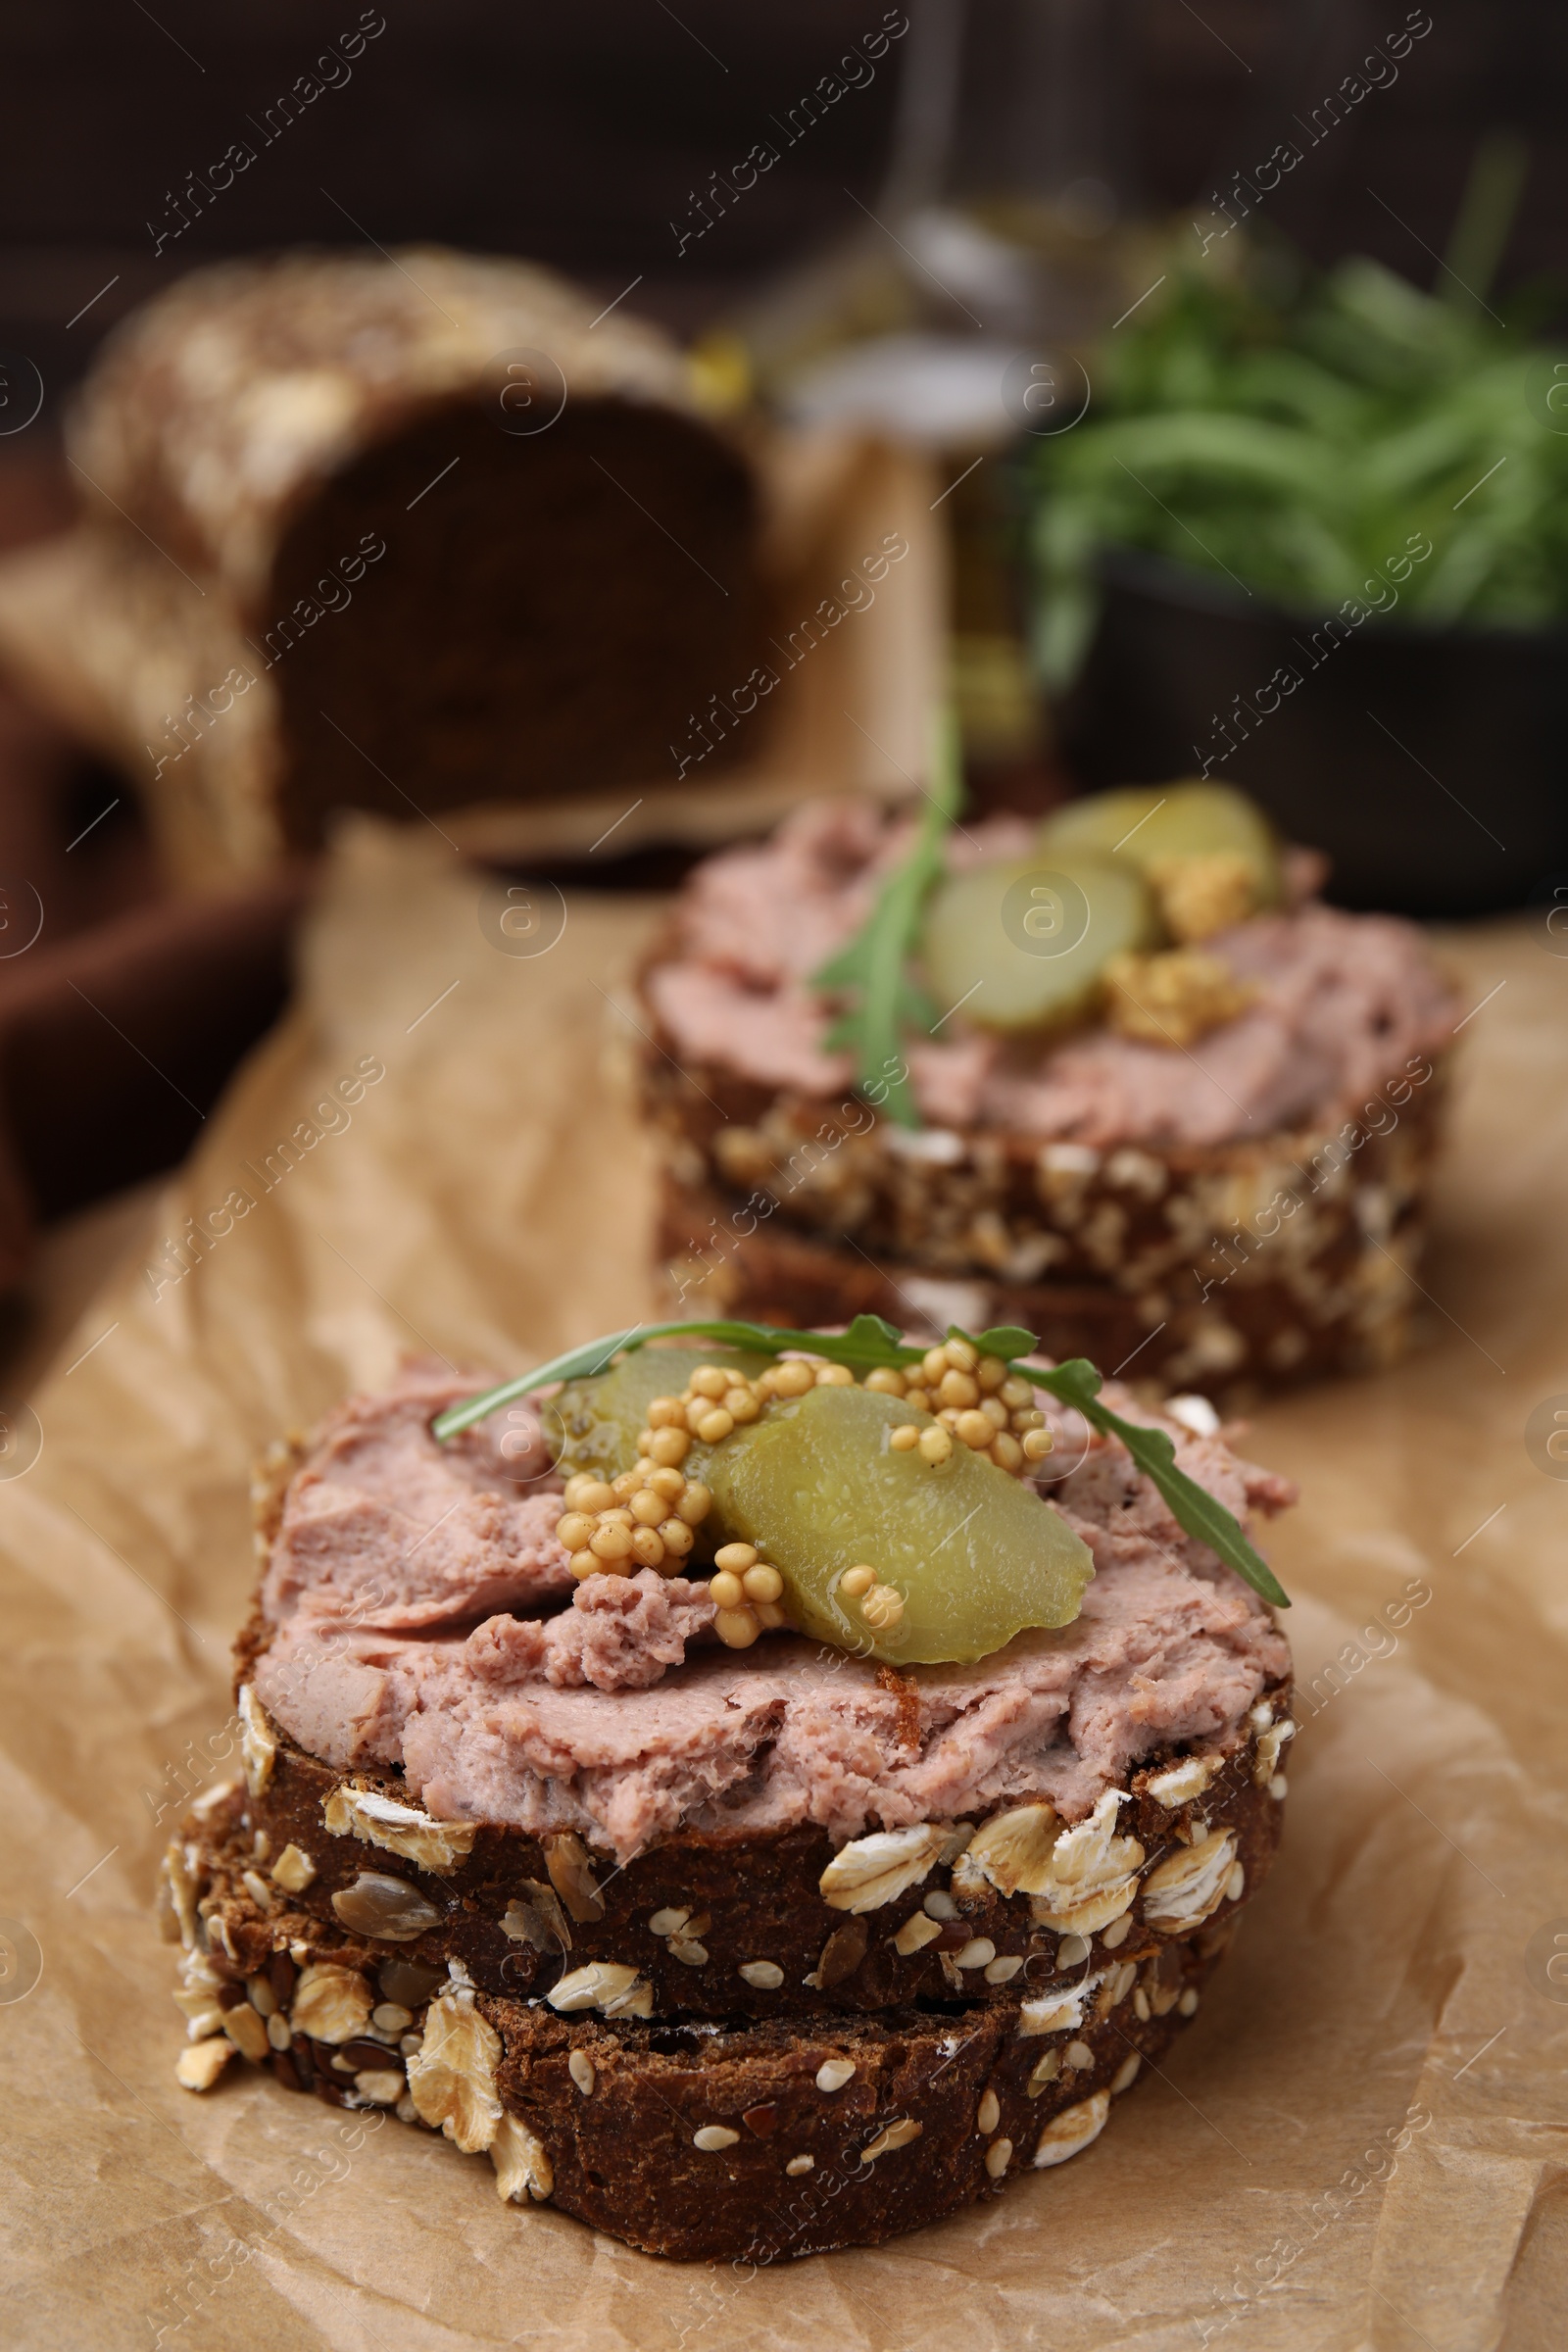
[965,1324,1041,1363]
[432,1315,1290,1607]
[1027,203,1568,688]
[429,1313,930,1440]
[809,708,963,1129]
[1026,1354,1291,1608]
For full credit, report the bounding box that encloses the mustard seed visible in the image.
[713,1606,760,1649]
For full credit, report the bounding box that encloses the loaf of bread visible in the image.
[23,250,761,884]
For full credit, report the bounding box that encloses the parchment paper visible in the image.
[4,820,1566,2352]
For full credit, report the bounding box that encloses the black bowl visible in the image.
[1055,545,1568,917]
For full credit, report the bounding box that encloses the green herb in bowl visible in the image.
[1027,241,1568,691]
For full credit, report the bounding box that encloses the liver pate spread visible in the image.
[644,798,1455,1147]
[253,1364,1294,1862]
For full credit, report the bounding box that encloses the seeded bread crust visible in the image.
[168,1789,1234,2262]
[232,1690,1288,2024]
[638,1025,1446,1400]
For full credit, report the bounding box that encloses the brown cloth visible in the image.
[3,820,1565,2348]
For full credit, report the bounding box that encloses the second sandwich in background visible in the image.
[641,779,1456,1402]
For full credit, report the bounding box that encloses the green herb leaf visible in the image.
[960,1323,1042,1363]
[432,1317,1289,1606]
[430,1315,931,1440]
[1026,226,1568,687]
[431,1325,662,1438]
[808,708,963,1129]
[1028,1355,1291,1608]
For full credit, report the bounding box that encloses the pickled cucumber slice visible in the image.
[919,848,1157,1035]
[1039,781,1283,907]
[703,1383,1093,1664]
[553,1344,770,1492]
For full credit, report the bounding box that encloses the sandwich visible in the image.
[163,1317,1295,2260]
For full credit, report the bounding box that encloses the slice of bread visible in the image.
[228,1689,1289,2025]
[641,1029,1446,1401]
[168,1783,1238,2261]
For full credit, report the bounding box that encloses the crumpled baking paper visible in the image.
[2,822,1565,2350]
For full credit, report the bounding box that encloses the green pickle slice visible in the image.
[554,1345,770,1494]
[703,1384,1093,1664]
[1038,780,1284,906]
[553,1351,1095,1664]
[920,848,1156,1035]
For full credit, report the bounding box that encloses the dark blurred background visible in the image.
[0,0,1560,1314]
[3,0,1564,398]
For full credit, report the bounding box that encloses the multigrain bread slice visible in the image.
[166,1784,1236,2262]
[225,1689,1290,2025]
[650,1158,1436,1400]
